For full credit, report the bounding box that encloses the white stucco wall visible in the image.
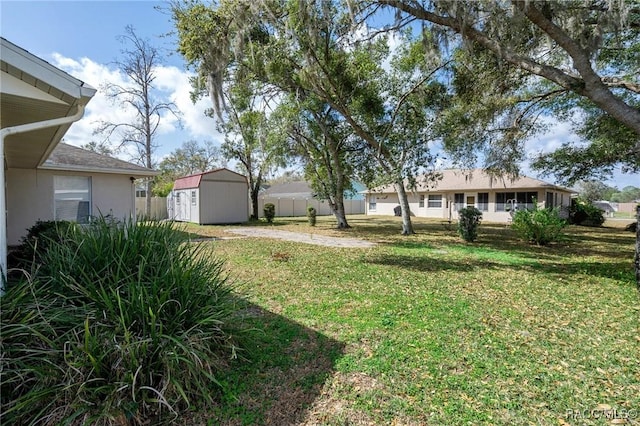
[6,168,135,245]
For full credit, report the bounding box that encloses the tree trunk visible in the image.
[329,147,350,229]
[634,204,640,291]
[250,188,260,220]
[332,196,350,229]
[395,179,415,235]
[249,171,263,220]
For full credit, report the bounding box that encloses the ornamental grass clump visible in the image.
[1,218,242,425]
[511,205,567,245]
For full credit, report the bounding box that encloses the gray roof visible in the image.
[41,143,157,176]
[593,201,615,212]
[262,181,314,198]
[365,169,574,193]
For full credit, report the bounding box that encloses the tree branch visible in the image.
[601,77,640,94]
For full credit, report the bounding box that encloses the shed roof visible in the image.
[173,168,247,190]
[365,169,574,194]
[40,143,157,176]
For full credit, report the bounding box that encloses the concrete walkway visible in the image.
[225,227,376,248]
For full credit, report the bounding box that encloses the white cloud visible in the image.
[51,53,224,162]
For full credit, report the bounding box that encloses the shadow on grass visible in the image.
[366,252,477,272]
[193,304,344,425]
[367,245,635,286]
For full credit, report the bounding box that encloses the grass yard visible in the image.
[181,215,639,425]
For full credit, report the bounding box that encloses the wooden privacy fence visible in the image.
[257,197,365,218]
[135,197,168,220]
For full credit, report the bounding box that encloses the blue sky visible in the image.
[1,1,638,188]
[1,0,221,164]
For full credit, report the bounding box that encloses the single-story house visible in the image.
[168,168,249,224]
[258,180,366,217]
[1,37,156,280]
[363,169,575,223]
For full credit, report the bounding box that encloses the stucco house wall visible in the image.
[6,168,137,245]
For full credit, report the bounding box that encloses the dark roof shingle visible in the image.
[42,143,156,176]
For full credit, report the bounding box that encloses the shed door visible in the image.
[176,191,191,221]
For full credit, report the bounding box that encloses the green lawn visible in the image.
[181,216,639,425]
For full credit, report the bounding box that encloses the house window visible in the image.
[419,194,425,208]
[369,195,377,211]
[454,193,464,211]
[477,193,489,212]
[54,176,91,223]
[496,191,537,211]
[191,190,197,206]
[427,194,442,208]
[546,192,554,208]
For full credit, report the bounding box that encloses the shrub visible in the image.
[458,207,482,242]
[512,206,567,245]
[569,199,605,227]
[307,206,317,226]
[1,217,243,425]
[263,203,276,223]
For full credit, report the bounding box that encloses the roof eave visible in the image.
[39,163,159,177]
[1,38,97,100]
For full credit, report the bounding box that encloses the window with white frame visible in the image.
[369,195,377,211]
[191,190,197,206]
[427,194,442,208]
[419,194,425,208]
[54,176,91,223]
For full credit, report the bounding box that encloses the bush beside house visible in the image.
[512,206,566,245]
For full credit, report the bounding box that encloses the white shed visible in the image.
[169,168,249,225]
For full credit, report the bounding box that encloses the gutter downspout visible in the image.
[0,104,86,293]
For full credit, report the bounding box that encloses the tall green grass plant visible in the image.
[1,218,242,425]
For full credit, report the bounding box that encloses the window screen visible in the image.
[427,194,442,208]
[54,176,91,223]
